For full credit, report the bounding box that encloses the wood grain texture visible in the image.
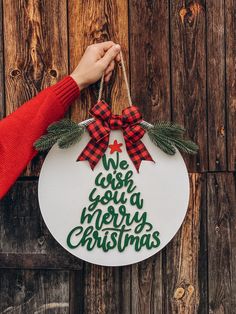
[206,0,227,171]
[75,264,132,314]
[0,270,70,313]
[128,3,169,312]
[129,0,171,122]
[163,174,207,314]
[170,0,208,172]
[2,0,68,176]
[131,254,163,314]
[68,0,129,121]
[207,173,236,313]
[0,181,82,270]
[69,270,85,314]
[0,0,4,119]
[225,0,236,171]
[82,264,122,314]
[3,0,68,113]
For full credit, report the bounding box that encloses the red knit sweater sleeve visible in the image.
[0,76,80,199]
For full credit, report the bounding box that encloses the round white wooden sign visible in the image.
[38,130,190,266]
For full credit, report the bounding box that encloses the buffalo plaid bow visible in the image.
[77,101,154,171]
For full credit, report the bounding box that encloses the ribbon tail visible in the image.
[125,140,154,172]
[77,136,109,170]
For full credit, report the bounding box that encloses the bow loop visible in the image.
[90,100,111,121]
[122,106,143,125]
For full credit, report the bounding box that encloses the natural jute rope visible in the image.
[97,50,132,107]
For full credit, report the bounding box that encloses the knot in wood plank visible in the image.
[174,287,185,299]
[179,1,204,25]
[9,68,21,78]
[187,284,195,295]
[174,284,195,300]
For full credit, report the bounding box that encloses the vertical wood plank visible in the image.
[206,0,227,171]
[3,0,68,114]
[120,266,132,314]
[2,0,68,176]
[44,271,70,314]
[225,0,236,171]
[170,1,208,172]
[131,254,163,314]
[83,264,122,314]
[129,0,171,122]
[0,270,70,313]
[77,265,131,314]
[69,269,85,314]
[0,0,5,119]
[76,264,131,314]
[164,174,207,314]
[207,173,236,312]
[68,0,129,121]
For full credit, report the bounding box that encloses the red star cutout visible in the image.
[109,140,123,154]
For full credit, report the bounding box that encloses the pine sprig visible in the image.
[34,119,85,151]
[143,121,198,155]
[58,127,85,149]
[34,133,60,151]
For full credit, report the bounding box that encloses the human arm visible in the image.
[0,42,121,199]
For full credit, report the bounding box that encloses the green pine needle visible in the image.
[148,130,176,155]
[144,121,199,155]
[58,127,85,149]
[47,118,78,134]
[170,138,199,154]
[152,121,185,137]
[34,133,60,151]
[34,118,85,151]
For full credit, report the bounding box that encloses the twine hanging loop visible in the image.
[97,50,132,107]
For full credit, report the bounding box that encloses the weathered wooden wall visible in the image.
[0,0,235,313]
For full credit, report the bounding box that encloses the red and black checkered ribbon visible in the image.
[77,101,154,171]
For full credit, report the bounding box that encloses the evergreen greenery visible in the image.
[142,121,198,155]
[34,119,85,151]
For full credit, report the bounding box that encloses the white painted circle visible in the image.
[38,130,190,266]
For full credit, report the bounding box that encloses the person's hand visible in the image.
[70,41,121,91]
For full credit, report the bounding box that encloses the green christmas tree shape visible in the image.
[67,139,161,253]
